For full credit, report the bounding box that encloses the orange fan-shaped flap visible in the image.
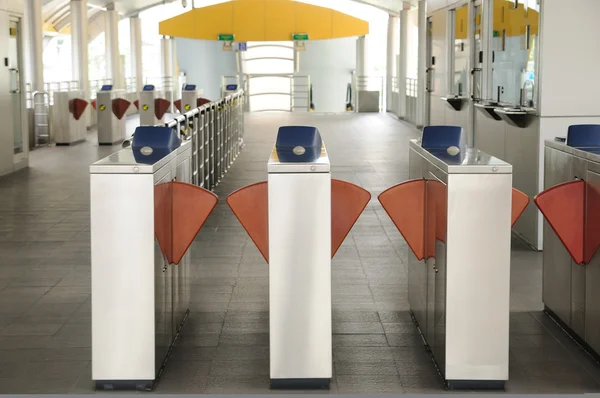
[378,179,426,261]
[198,98,211,106]
[155,98,171,120]
[535,180,585,264]
[226,182,269,263]
[331,179,371,258]
[511,188,530,227]
[112,98,131,120]
[69,98,88,121]
[174,99,183,113]
[91,100,97,110]
[154,182,173,263]
[134,99,140,110]
[171,182,218,265]
[586,178,600,264]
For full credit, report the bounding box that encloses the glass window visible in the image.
[451,4,469,97]
[491,0,539,106]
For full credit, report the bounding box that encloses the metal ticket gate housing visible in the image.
[52,90,88,145]
[97,88,131,145]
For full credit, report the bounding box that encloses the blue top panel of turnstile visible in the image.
[184,84,196,91]
[275,126,322,163]
[143,84,155,91]
[226,84,238,91]
[132,126,181,165]
[421,125,462,150]
[100,85,112,91]
[566,124,600,147]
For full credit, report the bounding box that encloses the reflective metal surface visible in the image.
[267,144,330,174]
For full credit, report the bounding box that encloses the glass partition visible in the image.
[452,4,469,97]
[491,0,539,107]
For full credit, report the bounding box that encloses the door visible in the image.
[8,18,25,161]
[424,17,433,126]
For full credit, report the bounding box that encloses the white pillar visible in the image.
[105,3,121,88]
[356,36,368,77]
[71,0,90,99]
[416,0,427,128]
[161,36,174,110]
[130,15,143,92]
[25,0,44,92]
[386,15,399,111]
[398,6,409,118]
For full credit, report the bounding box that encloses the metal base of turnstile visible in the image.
[544,306,600,365]
[270,378,330,390]
[93,309,190,391]
[408,311,506,391]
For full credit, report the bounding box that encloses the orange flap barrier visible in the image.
[535,180,585,264]
[198,98,211,107]
[378,180,426,260]
[154,181,218,265]
[155,98,171,120]
[112,98,131,120]
[331,180,371,257]
[227,182,269,262]
[174,99,183,113]
[69,98,88,121]
[91,100,97,110]
[134,99,140,110]
[512,188,530,227]
[226,180,371,263]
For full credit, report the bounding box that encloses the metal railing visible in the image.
[352,75,384,112]
[125,90,246,191]
[32,91,51,147]
[165,90,245,190]
[242,74,311,112]
[405,78,418,125]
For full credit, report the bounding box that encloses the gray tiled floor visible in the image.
[0,112,599,393]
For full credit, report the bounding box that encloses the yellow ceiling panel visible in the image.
[195,1,234,40]
[265,0,296,41]
[294,2,332,40]
[234,0,265,41]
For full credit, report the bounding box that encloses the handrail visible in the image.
[124,89,246,191]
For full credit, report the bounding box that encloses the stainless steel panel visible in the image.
[267,145,330,173]
[473,112,505,160]
[585,169,600,354]
[542,147,573,323]
[570,157,588,336]
[408,148,428,334]
[504,117,540,247]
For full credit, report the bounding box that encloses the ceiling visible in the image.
[42,0,417,34]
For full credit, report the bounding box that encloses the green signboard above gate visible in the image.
[218,33,235,41]
[292,33,309,41]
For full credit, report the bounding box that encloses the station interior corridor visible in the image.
[0,113,599,394]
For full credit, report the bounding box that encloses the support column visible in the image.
[416,0,427,128]
[71,0,89,99]
[130,15,143,92]
[398,5,409,118]
[105,3,121,88]
[356,35,368,77]
[161,36,174,110]
[25,0,44,92]
[386,15,399,112]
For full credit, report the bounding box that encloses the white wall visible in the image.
[299,38,356,113]
[175,38,237,100]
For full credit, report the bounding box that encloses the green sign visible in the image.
[218,33,235,41]
[292,33,309,41]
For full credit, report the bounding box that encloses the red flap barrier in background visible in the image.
[154,181,218,265]
[134,99,140,110]
[112,98,131,120]
[378,180,426,260]
[512,188,530,227]
[91,100,97,110]
[226,179,371,263]
[535,180,585,264]
[174,99,183,113]
[68,98,88,121]
[198,98,211,107]
[155,98,171,120]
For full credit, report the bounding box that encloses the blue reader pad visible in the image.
[421,125,462,150]
[132,126,181,164]
[275,126,322,163]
